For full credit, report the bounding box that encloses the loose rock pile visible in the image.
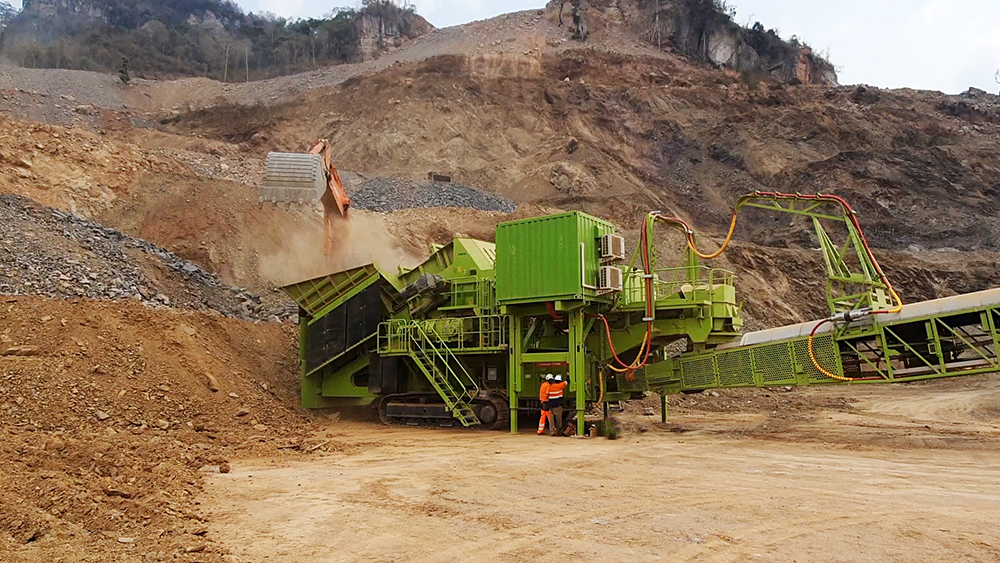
[0,194,293,322]
[350,177,516,213]
[0,66,125,110]
[0,296,310,559]
[165,149,265,187]
[937,87,1000,125]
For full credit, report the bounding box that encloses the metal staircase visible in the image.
[406,323,481,427]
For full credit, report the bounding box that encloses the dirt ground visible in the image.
[202,376,1000,563]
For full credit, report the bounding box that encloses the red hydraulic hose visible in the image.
[656,191,905,380]
[602,216,655,373]
[599,314,651,371]
[545,301,563,321]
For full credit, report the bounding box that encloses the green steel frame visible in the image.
[737,196,893,315]
[653,302,1000,397]
[283,203,1000,436]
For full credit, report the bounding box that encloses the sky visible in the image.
[8,0,997,93]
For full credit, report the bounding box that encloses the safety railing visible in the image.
[378,316,508,355]
[378,319,412,355]
[408,322,480,404]
[619,266,736,308]
[442,276,497,314]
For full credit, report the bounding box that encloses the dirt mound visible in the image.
[0,296,316,561]
[0,116,180,216]
[168,48,1000,254]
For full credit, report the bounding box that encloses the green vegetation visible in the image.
[117,55,130,86]
[0,1,17,27]
[3,0,424,80]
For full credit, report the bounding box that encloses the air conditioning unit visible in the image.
[599,266,624,292]
[600,234,626,261]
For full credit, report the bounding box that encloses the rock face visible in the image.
[357,11,434,61]
[22,0,106,21]
[557,0,838,86]
[554,0,590,40]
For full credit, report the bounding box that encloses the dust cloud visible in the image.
[258,210,421,286]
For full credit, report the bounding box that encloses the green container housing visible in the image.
[495,211,615,305]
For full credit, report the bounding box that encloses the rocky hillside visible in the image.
[1,4,997,329]
[146,6,997,322]
[3,0,432,80]
[172,47,998,254]
[554,0,837,85]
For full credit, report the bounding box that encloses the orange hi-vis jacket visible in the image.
[547,381,568,402]
[539,381,551,403]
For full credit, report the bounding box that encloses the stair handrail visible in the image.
[410,322,480,403]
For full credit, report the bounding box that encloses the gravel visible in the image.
[349,177,516,213]
[0,194,294,322]
[0,64,125,110]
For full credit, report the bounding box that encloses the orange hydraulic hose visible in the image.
[656,191,905,380]
[807,319,883,382]
[601,315,652,373]
[602,215,656,374]
[689,211,739,260]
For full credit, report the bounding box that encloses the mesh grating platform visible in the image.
[794,334,839,382]
[617,367,649,392]
[670,299,1000,395]
[681,356,717,388]
[753,342,797,384]
[717,348,755,387]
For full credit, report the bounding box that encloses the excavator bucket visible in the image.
[259,152,328,208]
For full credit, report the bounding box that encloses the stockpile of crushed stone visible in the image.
[349,177,516,213]
[0,65,124,110]
[0,194,294,322]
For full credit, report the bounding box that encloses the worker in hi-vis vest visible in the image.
[537,374,554,434]
[547,374,569,436]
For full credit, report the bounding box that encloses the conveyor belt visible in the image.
[738,287,1000,347]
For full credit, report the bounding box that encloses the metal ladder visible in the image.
[408,323,481,427]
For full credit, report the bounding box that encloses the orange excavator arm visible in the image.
[308,140,351,219]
